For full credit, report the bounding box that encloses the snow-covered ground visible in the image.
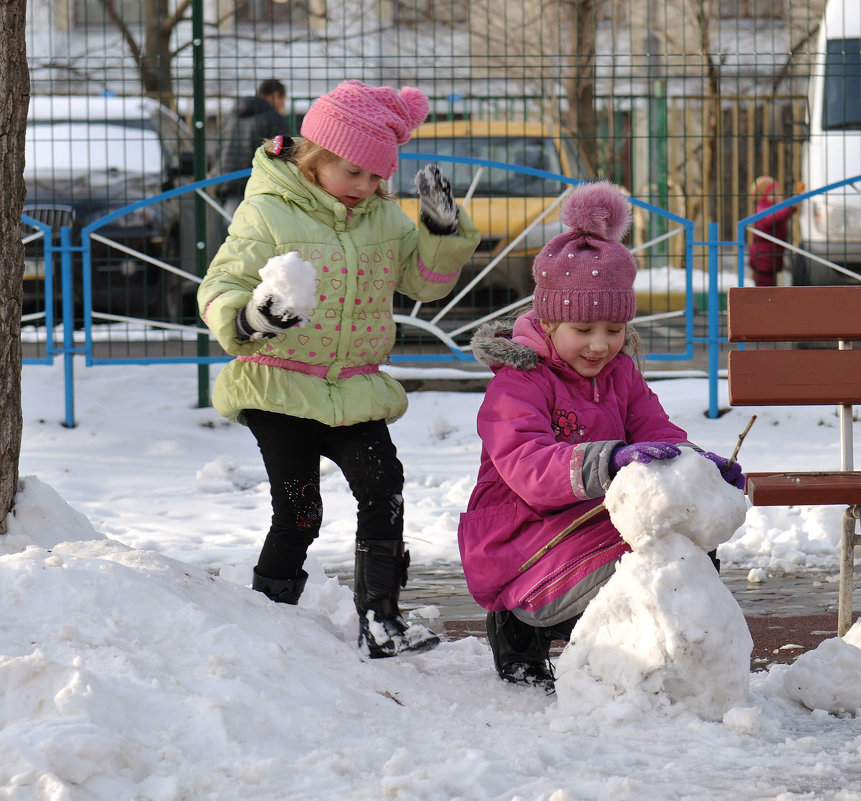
[3,359,860,800]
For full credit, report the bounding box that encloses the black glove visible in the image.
[415,164,458,235]
[235,297,304,341]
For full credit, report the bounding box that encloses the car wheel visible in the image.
[791,252,810,286]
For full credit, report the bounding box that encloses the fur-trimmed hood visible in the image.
[471,311,642,376]
[470,314,545,371]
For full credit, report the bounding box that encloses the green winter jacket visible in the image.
[198,148,481,427]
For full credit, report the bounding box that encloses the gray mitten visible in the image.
[415,163,458,235]
[235,297,304,341]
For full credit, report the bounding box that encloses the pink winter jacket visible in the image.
[457,313,692,626]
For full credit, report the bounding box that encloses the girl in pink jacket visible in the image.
[457,181,744,693]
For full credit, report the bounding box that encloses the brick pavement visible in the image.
[439,612,846,671]
[398,565,858,672]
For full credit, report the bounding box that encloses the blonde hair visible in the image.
[264,138,395,200]
[750,175,777,202]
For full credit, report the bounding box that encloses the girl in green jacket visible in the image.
[198,80,480,659]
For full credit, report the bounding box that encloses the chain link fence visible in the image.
[23,0,857,375]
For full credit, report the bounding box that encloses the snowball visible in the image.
[252,252,317,323]
[747,568,767,583]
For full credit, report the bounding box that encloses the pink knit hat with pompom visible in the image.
[300,80,429,180]
[532,180,637,322]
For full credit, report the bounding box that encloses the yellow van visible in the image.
[392,119,590,307]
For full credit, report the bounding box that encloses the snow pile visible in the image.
[8,363,861,798]
[555,451,752,721]
[779,634,861,716]
[4,476,104,550]
[252,252,317,324]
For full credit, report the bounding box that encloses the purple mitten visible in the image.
[610,441,682,475]
[703,452,745,490]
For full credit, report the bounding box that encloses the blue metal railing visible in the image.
[23,158,725,426]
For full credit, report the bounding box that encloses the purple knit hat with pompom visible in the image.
[300,80,429,180]
[532,180,637,322]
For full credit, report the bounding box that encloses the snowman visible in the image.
[554,450,751,721]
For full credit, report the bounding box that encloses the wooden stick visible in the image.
[518,502,607,573]
[518,417,758,574]
[729,415,757,465]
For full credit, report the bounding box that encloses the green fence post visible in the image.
[650,80,668,263]
[192,0,209,408]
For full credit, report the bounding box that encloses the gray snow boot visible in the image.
[252,567,308,605]
[354,539,440,659]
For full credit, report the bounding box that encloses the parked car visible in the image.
[22,95,201,323]
[793,0,861,286]
[393,119,591,312]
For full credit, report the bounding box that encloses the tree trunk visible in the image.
[563,0,598,175]
[0,0,29,534]
[143,0,175,108]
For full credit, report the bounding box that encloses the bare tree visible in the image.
[561,0,598,173]
[466,0,600,173]
[99,0,193,108]
[0,0,30,534]
[631,0,823,233]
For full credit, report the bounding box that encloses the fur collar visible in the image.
[470,319,540,371]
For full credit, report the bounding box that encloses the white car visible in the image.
[794,0,861,286]
[23,95,199,322]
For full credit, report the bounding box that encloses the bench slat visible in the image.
[745,472,861,506]
[728,286,861,342]
[728,349,861,405]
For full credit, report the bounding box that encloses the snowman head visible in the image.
[604,450,748,552]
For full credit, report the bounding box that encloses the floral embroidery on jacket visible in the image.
[552,407,585,442]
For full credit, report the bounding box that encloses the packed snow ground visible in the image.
[3,359,861,800]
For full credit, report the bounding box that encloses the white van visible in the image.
[793,0,861,285]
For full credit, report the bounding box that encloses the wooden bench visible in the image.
[727,285,861,635]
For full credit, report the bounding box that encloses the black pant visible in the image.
[244,410,404,580]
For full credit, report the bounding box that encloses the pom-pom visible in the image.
[396,86,430,136]
[560,180,632,243]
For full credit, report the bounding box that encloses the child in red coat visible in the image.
[748,175,797,287]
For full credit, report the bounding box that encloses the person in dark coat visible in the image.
[217,79,291,212]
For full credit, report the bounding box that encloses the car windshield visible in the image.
[24,122,164,177]
[393,136,567,198]
[823,38,861,131]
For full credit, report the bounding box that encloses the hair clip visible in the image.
[271,135,284,156]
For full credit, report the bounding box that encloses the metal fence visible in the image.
[21,0,861,420]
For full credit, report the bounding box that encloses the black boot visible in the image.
[708,549,721,573]
[252,567,308,605]
[486,611,555,694]
[354,539,440,659]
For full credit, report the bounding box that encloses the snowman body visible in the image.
[554,451,752,721]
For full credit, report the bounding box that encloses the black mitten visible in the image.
[235,297,304,341]
[415,163,458,235]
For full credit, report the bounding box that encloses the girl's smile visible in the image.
[539,319,626,378]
